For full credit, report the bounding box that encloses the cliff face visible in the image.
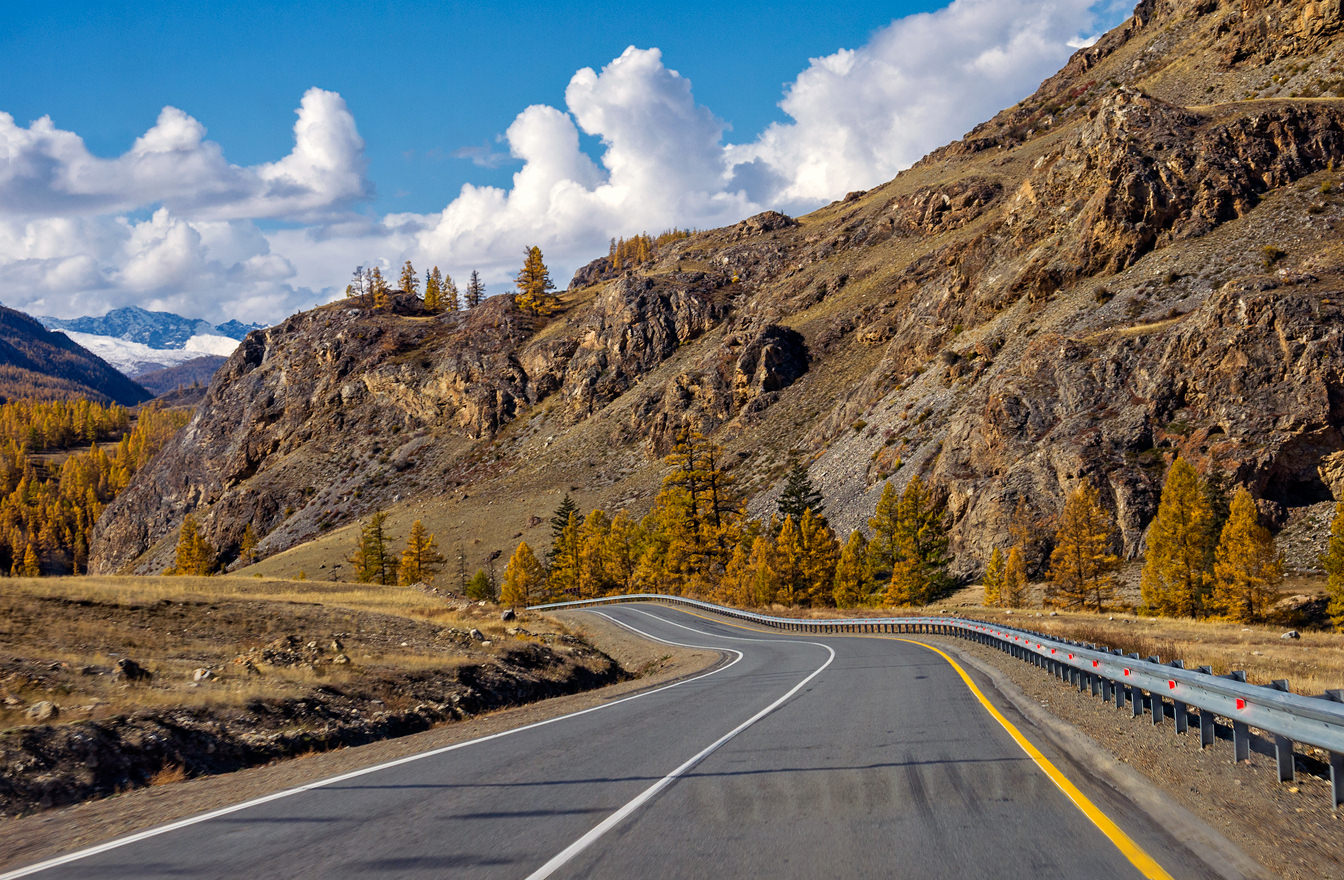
[91,0,1344,578]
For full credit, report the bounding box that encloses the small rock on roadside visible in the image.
[192,668,215,682]
[113,658,151,684]
[470,628,485,641]
[25,700,58,721]
[1281,630,1301,640]
[501,609,516,621]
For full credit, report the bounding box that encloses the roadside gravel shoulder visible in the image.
[0,611,721,873]
[929,635,1342,880]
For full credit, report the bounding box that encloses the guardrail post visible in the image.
[1268,680,1295,782]
[1168,661,1188,734]
[1330,751,1344,810]
[1223,670,1250,762]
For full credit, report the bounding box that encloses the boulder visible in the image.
[113,658,151,684]
[25,701,58,722]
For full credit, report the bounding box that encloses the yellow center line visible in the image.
[652,605,1174,880]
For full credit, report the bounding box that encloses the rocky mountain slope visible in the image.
[91,0,1344,581]
[0,306,151,406]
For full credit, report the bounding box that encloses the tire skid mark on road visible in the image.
[526,608,835,880]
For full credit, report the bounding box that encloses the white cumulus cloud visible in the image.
[0,0,1115,325]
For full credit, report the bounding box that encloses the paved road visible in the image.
[9,603,1223,879]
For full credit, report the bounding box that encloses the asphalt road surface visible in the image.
[7,603,1227,879]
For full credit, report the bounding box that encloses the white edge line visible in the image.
[525,617,836,880]
[0,606,743,879]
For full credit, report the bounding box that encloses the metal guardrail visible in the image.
[532,593,1344,808]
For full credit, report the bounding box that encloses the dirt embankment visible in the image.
[0,577,659,821]
[0,638,621,819]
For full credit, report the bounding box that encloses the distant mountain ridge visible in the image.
[40,307,263,350]
[0,306,151,406]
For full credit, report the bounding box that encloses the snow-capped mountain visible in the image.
[39,307,264,378]
[58,331,239,377]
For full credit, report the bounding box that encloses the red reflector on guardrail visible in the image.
[1124,669,1130,676]
[1092,660,1099,667]
[1068,653,1074,660]
[1168,680,1176,689]
[1236,698,1246,710]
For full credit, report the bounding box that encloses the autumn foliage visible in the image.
[0,400,189,576]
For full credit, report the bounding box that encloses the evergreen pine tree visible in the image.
[886,476,950,606]
[547,494,579,569]
[502,541,546,606]
[1046,483,1119,611]
[777,459,824,523]
[398,519,446,585]
[465,270,485,308]
[514,246,559,315]
[1209,488,1282,622]
[1321,502,1344,631]
[983,546,1005,607]
[1140,457,1214,617]
[866,482,900,584]
[832,530,868,608]
[466,569,495,601]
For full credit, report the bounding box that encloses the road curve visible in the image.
[6,603,1227,879]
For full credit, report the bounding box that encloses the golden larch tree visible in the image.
[1322,502,1344,631]
[424,266,441,311]
[798,507,840,606]
[398,519,446,585]
[237,523,259,567]
[350,511,395,585]
[1003,545,1028,608]
[982,546,1005,608]
[369,267,391,309]
[832,530,868,608]
[171,513,215,576]
[514,246,559,315]
[399,260,419,298]
[502,541,546,607]
[1140,457,1214,617]
[1046,483,1119,611]
[442,270,460,312]
[1209,487,1282,622]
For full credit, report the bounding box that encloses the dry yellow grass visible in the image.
[0,574,561,732]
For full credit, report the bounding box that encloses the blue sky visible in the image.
[0,0,1124,323]
[4,1,939,216]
